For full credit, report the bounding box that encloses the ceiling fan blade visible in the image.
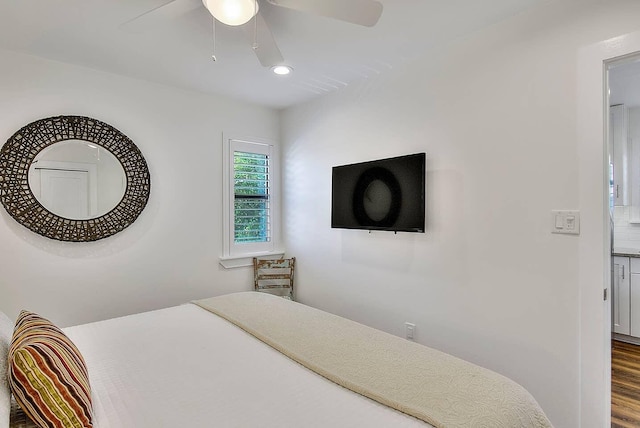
[242,13,285,68]
[119,0,203,33]
[266,0,383,27]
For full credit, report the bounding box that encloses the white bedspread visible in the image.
[64,303,430,428]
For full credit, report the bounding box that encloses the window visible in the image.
[234,150,270,244]
[222,136,279,264]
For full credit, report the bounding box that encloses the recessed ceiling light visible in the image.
[271,65,293,76]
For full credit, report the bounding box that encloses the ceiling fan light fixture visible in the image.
[271,65,293,75]
[202,0,259,26]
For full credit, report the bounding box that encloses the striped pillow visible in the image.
[0,311,14,428]
[8,311,93,428]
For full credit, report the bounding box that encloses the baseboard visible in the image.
[613,333,640,345]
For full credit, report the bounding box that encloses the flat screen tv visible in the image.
[331,153,425,233]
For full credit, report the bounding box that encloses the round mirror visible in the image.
[28,140,126,220]
[0,116,150,242]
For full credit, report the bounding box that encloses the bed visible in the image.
[1,292,552,428]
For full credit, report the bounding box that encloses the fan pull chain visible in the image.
[211,17,217,62]
[252,0,258,50]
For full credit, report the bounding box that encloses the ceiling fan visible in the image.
[122,0,384,69]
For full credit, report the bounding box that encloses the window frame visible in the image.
[221,134,281,267]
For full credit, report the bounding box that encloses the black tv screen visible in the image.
[331,153,425,233]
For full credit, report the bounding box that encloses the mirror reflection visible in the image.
[28,140,126,220]
[363,180,393,221]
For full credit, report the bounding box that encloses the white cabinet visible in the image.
[614,256,630,335]
[613,256,640,338]
[611,104,630,206]
[631,258,640,336]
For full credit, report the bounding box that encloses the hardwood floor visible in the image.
[612,340,640,427]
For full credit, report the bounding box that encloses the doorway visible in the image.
[28,160,98,220]
[38,168,90,219]
[608,54,640,426]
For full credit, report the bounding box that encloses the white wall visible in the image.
[281,1,640,427]
[613,206,640,249]
[0,48,279,327]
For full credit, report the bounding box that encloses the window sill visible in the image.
[219,251,285,269]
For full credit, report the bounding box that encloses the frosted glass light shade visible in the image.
[202,0,259,26]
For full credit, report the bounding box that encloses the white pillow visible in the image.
[0,311,13,428]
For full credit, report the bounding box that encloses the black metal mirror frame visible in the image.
[0,115,150,242]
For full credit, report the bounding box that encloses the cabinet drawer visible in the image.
[631,257,640,274]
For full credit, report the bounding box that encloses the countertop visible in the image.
[613,248,640,258]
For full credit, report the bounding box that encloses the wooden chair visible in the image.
[253,257,296,300]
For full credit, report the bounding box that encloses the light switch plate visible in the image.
[551,210,580,235]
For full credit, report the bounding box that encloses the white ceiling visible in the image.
[0,0,548,109]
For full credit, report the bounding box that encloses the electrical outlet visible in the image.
[405,322,416,340]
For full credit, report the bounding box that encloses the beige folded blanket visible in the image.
[194,292,552,428]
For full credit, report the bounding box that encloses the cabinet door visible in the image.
[612,104,630,206]
[631,273,640,337]
[614,256,631,335]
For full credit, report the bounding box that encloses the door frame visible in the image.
[578,31,640,426]
[30,160,98,217]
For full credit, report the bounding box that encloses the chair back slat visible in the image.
[253,257,295,300]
